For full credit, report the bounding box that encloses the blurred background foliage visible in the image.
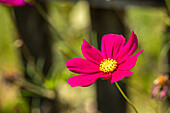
[0,1,169,113]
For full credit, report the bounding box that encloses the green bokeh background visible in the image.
[0,1,169,113]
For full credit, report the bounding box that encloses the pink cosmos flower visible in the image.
[66,31,144,87]
[151,75,169,100]
[0,0,33,6]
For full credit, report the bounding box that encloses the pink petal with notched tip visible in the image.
[116,31,138,64]
[65,58,99,74]
[118,49,144,70]
[117,43,136,64]
[109,71,133,83]
[101,34,125,59]
[81,39,103,65]
[68,72,102,87]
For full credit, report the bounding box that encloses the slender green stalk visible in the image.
[115,81,138,113]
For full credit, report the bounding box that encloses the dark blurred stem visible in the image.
[115,81,138,113]
[34,2,81,57]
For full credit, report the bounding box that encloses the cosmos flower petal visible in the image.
[0,0,33,6]
[66,31,143,87]
[116,31,138,63]
[81,39,103,65]
[110,71,133,83]
[65,58,99,74]
[99,73,111,79]
[151,85,161,99]
[118,49,144,70]
[101,34,125,59]
[68,73,101,87]
[159,86,168,100]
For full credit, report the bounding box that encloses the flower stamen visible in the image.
[100,58,117,73]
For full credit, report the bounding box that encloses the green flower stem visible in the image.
[115,81,138,113]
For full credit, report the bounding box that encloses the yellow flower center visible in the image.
[100,58,117,73]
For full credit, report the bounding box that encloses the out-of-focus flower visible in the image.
[0,0,34,6]
[151,75,169,100]
[65,31,144,87]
